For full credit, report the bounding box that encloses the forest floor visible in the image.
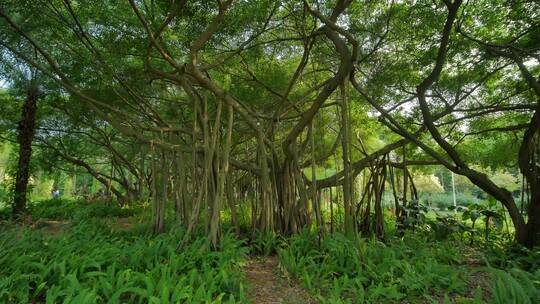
[20,216,496,303]
[244,256,313,304]
[29,217,314,303]
[34,219,69,236]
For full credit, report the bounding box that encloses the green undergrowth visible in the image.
[488,267,540,304]
[482,242,540,304]
[248,230,284,256]
[30,198,140,221]
[485,242,540,272]
[0,198,143,222]
[0,220,248,303]
[278,231,540,303]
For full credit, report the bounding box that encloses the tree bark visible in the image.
[13,86,39,217]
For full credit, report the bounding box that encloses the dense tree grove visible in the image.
[1,0,538,244]
[0,1,540,302]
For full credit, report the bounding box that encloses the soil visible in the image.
[244,256,314,304]
[35,219,69,236]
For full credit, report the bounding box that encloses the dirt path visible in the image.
[244,256,314,304]
[35,219,69,236]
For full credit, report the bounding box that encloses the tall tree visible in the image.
[12,79,39,216]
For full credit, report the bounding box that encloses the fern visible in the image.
[490,268,540,304]
[0,220,248,303]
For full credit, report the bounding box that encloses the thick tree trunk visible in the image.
[512,55,540,247]
[13,86,39,217]
[519,117,539,247]
[525,191,540,247]
[277,159,297,234]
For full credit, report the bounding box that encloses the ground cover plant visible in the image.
[279,230,540,303]
[0,220,248,303]
[0,0,540,302]
[1,201,540,303]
